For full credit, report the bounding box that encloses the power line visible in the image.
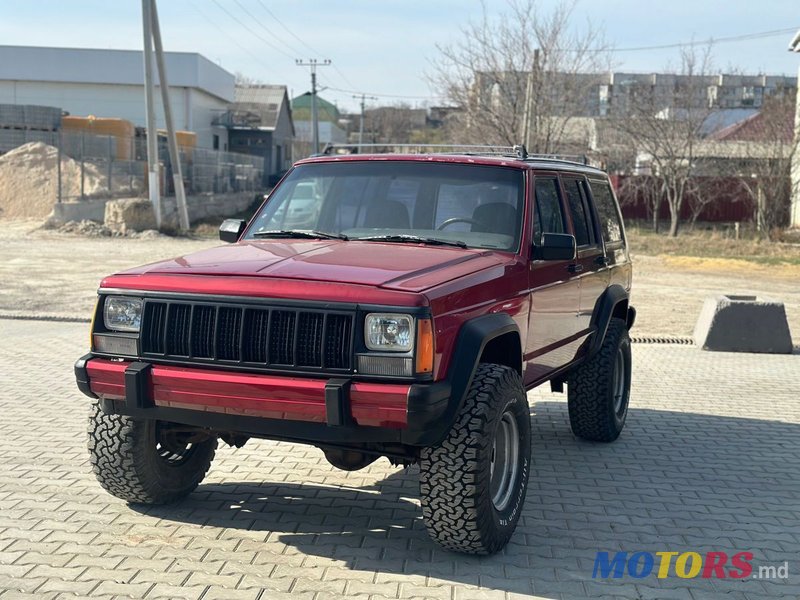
[209,0,295,61]
[322,82,445,101]
[253,0,358,89]
[231,0,306,58]
[609,27,800,53]
[191,5,277,75]
[255,0,320,57]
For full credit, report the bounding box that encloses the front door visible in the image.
[524,174,582,385]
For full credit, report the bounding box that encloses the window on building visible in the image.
[212,135,220,150]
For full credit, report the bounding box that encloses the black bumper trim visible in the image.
[74,354,97,399]
[125,362,152,410]
[325,378,352,427]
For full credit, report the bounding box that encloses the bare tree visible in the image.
[617,47,715,237]
[617,174,664,232]
[364,105,425,144]
[723,95,798,238]
[429,0,610,153]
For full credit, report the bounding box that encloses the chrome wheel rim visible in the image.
[612,347,626,416]
[490,409,520,511]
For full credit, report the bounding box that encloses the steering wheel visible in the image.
[437,217,483,230]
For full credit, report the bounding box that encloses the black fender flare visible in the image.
[405,313,521,447]
[588,284,634,357]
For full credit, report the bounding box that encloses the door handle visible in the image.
[567,263,584,274]
[595,255,609,266]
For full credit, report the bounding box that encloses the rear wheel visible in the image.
[88,401,217,504]
[419,364,530,555]
[567,317,631,442]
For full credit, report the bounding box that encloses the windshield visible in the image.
[245,161,525,251]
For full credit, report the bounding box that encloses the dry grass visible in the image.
[627,227,800,267]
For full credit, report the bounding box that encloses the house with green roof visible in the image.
[291,92,347,153]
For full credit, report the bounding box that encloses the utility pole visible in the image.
[141,0,160,228]
[150,0,189,231]
[141,0,189,231]
[521,48,539,150]
[296,59,331,155]
[353,93,377,148]
[789,30,800,228]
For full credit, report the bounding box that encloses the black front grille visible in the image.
[140,300,354,372]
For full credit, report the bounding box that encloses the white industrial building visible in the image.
[0,45,234,149]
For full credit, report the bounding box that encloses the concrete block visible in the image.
[104,198,157,233]
[693,294,793,354]
[47,198,109,225]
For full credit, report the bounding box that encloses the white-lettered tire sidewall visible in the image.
[419,364,531,555]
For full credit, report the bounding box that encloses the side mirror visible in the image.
[219,219,246,243]
[533,232,576,261]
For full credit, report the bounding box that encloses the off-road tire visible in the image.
[419,364,530,555]
[568,317,631,442]
[88,401,217,504]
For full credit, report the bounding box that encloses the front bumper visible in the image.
[75,355,451,446]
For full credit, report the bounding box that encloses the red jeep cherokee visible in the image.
[75,147,634,555]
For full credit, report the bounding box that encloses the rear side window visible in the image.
[589,180,623,243]
[563,178,593,247]
[532,177,565,243]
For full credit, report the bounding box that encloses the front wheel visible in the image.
[419,364,531,555]
[87,401,217,504]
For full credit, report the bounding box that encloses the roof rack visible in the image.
[318,143,589,165]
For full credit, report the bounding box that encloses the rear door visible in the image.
[560,175,609,333]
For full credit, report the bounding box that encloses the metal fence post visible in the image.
[107,135,113,197]
[56,132,62,203]
[80,133,85,200]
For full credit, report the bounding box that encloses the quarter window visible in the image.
[589,180,623,243]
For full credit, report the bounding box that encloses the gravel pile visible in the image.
[49,220,165,239]
[54,220,115,237]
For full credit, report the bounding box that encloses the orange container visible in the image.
[61,116,135,160]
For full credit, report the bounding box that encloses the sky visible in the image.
[0,0,798,113]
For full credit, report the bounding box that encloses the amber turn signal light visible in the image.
[416,318,434,374]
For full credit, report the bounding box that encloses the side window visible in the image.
[532,177,565,243]
[563,177,593,247]
[589,180,623,243]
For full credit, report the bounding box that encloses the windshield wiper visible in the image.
[355,234,467,248]
[252,229,348,240]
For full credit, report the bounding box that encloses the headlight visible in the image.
[365,313,414,351]
[103,296,143,332]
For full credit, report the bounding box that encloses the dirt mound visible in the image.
[0,142,108,220]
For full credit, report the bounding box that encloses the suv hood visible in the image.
[117,240,511,292]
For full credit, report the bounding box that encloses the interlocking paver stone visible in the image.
[1,319,799,599]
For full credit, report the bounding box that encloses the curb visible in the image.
[0,313,90,323]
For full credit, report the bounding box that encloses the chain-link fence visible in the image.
[0,128,265,202]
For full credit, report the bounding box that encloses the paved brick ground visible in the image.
[1,319,799,600]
